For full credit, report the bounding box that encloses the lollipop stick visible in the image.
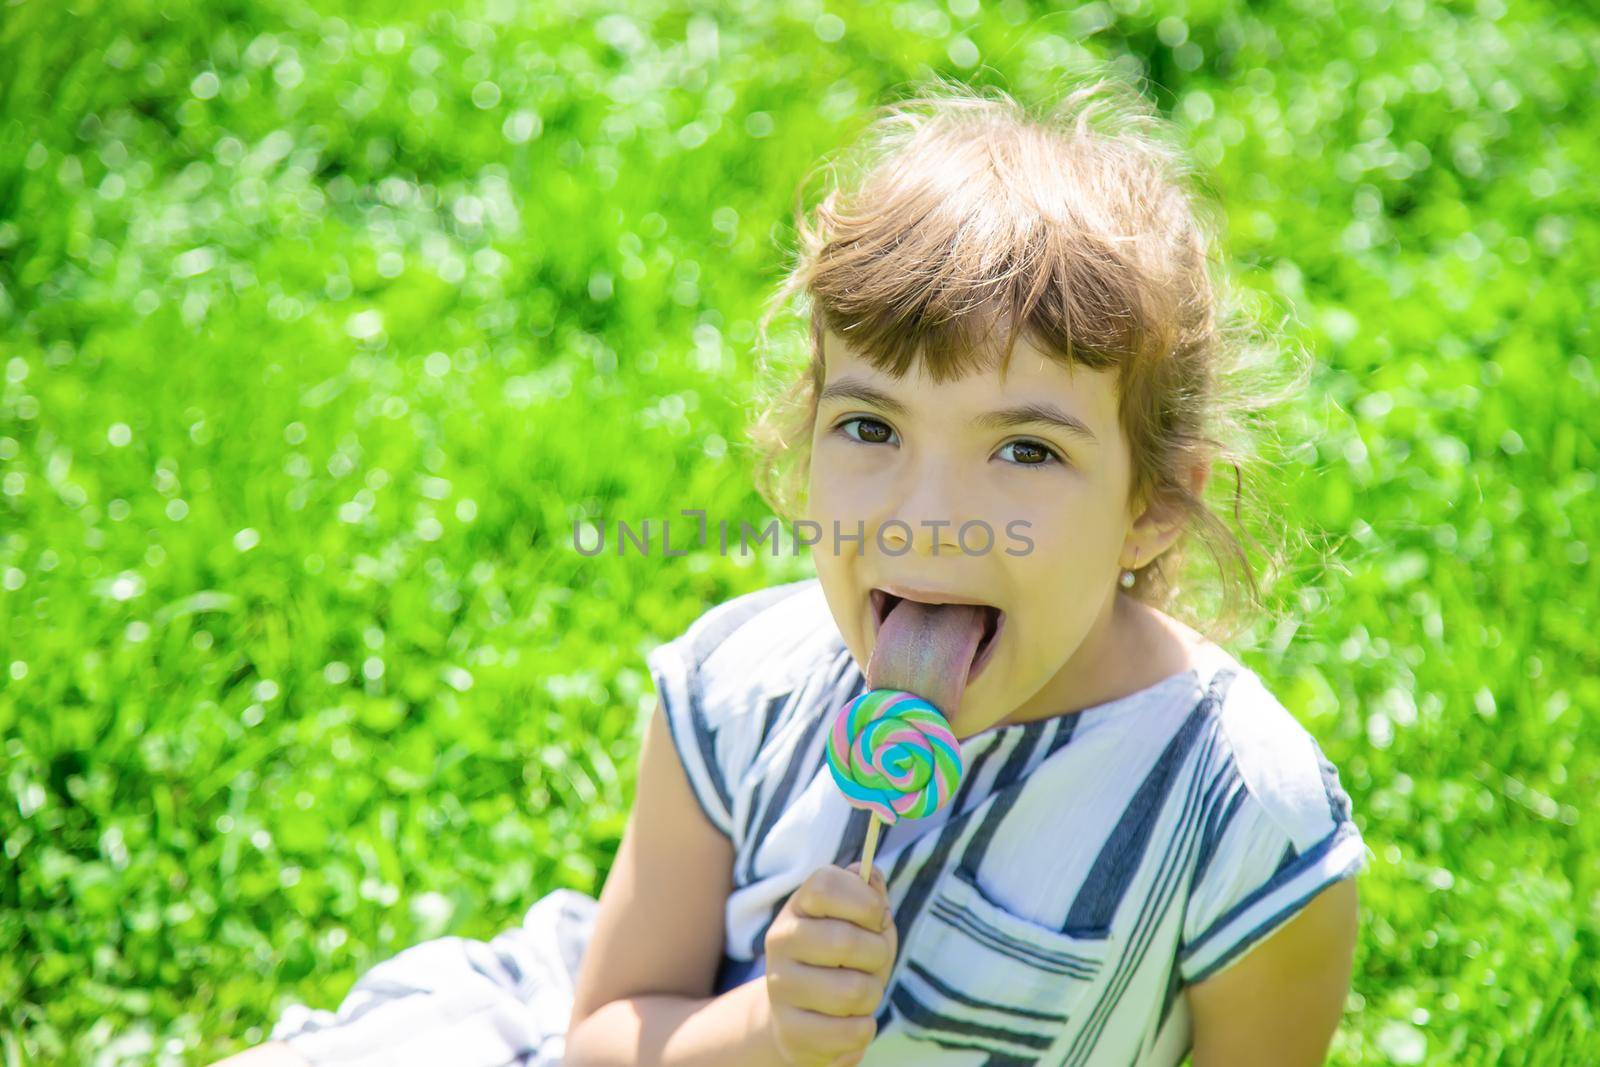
[859,814,882,882]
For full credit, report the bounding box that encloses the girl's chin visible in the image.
[944,683,988,740]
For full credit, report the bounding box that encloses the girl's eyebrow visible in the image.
[818,375,1099,446]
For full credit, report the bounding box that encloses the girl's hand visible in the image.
[762,861,898,1067]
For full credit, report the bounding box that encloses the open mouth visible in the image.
[869,587,1005,682]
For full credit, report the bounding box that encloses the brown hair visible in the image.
[744,69,1313,646]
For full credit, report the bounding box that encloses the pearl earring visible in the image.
[1119,550,1139,589]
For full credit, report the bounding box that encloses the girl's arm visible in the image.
[1185,876,1360,1066]
[565,699,787,1067]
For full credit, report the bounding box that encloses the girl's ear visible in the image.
[1125,460,1210,566]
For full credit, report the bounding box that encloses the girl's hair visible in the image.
[744,68,1313,646]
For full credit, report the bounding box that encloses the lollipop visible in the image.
[827,687,963,880]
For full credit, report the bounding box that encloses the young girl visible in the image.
[228,73,1369,1067]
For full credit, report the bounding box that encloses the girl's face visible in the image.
[806,329,1144,739]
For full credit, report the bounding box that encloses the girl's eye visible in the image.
[833,418,1066,471]
[998,438,1065,471]
[834,416,896,445]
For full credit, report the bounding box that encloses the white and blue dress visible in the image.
[272,577,1371,1066]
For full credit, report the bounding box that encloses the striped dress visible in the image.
[271,576,1371,1066]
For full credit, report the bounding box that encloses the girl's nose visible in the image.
[875,468,968,558]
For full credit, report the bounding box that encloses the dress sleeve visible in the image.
[1177,730,1370,986]
[644,583,805,840]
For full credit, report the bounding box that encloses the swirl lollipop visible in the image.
[827,688,963,880]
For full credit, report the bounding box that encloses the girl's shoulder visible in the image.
[1197,645,1359,851]
[647,576,841,705]
[1137,603,1355,849]
[644,577,850,837]
[1175,643,1370,984]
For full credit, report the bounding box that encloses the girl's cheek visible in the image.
[811,458,876,510]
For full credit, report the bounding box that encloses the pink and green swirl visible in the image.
[826,688,963,824]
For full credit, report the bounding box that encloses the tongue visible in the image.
[865,600,988,727]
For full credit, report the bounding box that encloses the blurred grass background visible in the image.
[1,0,1596,1063]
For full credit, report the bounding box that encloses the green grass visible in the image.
[1,0,1596,1063]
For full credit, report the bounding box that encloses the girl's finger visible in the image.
[794,867,888,931]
